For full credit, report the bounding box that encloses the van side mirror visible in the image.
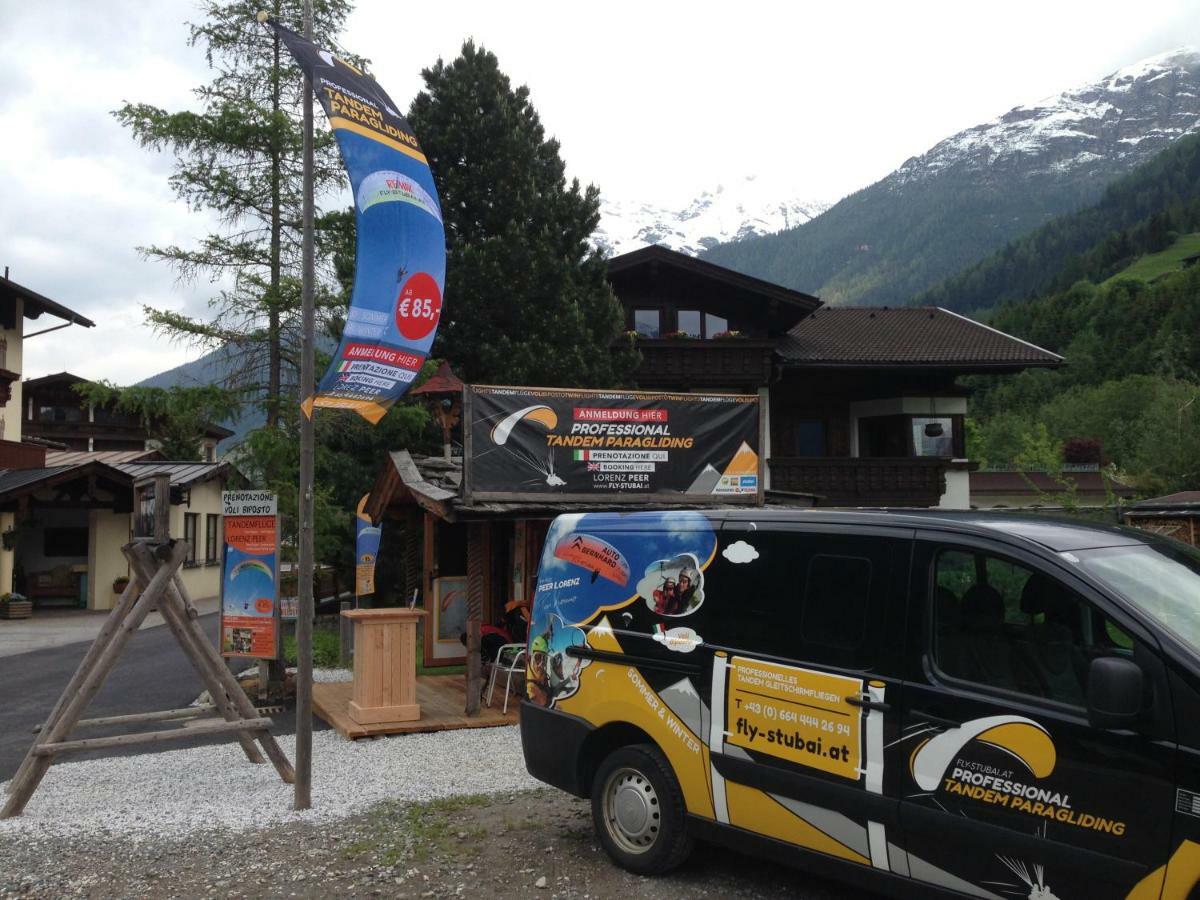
[1087,656,1144,730]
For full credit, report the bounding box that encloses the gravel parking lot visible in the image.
[0,788,876,899]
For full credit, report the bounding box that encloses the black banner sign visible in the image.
[465,385,761,502]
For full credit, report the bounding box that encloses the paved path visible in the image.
[0,612,305,781]
[0,597,221,658]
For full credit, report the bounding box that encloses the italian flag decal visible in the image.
[572,450,591,461]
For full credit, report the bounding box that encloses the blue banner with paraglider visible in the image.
[219,491,280,659]
[354,494,381,599]
[267,19,446,425]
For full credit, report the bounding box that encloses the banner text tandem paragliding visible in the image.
[267,19,446,425]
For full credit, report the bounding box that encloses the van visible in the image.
[520,509,1200,899]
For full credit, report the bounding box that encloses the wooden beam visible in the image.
[34,705,217,733]
[34,718,273,757]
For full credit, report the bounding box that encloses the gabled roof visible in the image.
[777,307,1064,371]
[1129,491,1200,509]
[0,275,95,327]
[412,361,464,395]
[46,449,164,467]
[114,461,231,488]
[0,460,230,506]
[607,245,821,313]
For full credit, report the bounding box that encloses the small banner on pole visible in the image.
[355,494,381,599]
[268,20,446,424]
[220,491,281,659]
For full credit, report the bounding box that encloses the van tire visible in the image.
[590,743,693,876]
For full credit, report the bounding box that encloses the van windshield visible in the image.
[1072,541,1200,654]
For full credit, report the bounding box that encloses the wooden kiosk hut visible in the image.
[351,378,816,729]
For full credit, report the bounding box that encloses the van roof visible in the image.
[568,508,1150,554]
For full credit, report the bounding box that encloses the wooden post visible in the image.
[2,542,189,818]
[294,0,317,813]
[163,562,294,783]
[6,571,144,793]
[465,522,487,716]
[339,599,352,667]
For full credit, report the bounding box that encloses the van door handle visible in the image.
[908,709,960,728]
[846,695,891,712]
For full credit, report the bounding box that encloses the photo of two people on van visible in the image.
[638,553,705,617]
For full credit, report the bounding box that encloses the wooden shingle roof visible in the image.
[777,307,1063,370]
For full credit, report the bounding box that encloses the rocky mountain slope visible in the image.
[594,175,829,257]
[703,48,1200,306]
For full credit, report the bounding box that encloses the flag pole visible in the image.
[294,0,316,811]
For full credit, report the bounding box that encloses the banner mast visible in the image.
[294,0,316,812]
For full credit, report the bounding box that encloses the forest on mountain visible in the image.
[959,135,1200,496]
[918,131,1200,315]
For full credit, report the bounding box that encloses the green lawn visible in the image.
[283,623,466,675]
[1104,232,1200,284]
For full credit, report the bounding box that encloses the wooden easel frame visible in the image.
[2,539,294,819]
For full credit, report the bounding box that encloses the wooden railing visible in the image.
[629,338,776,390]
[769,456,948,507]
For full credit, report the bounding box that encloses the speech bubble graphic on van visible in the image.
[722,539,759,564]
[637,553,705,617]
[911,715,1056,791]
[652,624,703,652]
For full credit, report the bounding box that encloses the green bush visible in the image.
[283,627,342,668]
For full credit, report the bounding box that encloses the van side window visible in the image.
[706,532,895,670]
[802,555,871,648]
[931,548,1133,706]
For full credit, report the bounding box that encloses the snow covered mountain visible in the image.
[594,176,830,257]
[896,48,1200,185]
[705,48,1200,307]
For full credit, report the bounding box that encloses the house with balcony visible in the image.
[0,276,230,614]
[610,245,1064,508]
[23,371,232,461]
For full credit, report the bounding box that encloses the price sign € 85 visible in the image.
[396,272,442,341]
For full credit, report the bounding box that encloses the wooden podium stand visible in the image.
[342,608,427,725]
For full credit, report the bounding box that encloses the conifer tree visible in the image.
[407,42,635,386]
[115,0,356,425]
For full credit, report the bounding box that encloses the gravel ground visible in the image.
[0,726,538,839]
[0,788,878,899]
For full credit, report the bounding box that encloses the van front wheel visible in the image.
[591,744,693,876]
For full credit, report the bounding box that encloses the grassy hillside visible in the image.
[1103,232,1200,284]
[916,132,1200,313]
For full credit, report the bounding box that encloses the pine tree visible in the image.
[407,41,635,387]
[114,0,356,426]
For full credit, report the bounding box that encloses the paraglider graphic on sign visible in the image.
[488,404,564,487]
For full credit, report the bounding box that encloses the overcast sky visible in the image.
[1,0,1197,383]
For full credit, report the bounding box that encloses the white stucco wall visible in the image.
[88,509,132,611]
[169,479,224,602]
[938,467,972,510]
[3,295,23,443]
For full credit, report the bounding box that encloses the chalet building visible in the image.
[23,371,232,461]
[363,247,1064,670]
[612,245,1063,508]
[0,276,229,613]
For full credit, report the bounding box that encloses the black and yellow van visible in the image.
[520,509,1200,899]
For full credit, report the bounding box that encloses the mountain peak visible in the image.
[595,175,830,257]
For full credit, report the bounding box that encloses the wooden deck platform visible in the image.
[313,675,520,739]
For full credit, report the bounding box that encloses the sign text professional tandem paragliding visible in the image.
[268,20,447,424]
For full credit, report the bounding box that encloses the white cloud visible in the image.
[722,540,759,565]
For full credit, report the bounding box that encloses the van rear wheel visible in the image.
[591,744,693,876]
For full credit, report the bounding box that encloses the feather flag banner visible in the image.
[269,20,445,424]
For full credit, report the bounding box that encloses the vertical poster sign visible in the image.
[267,20,446,424]
[220,491,280,659]
[355,494,381,599]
